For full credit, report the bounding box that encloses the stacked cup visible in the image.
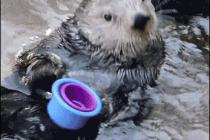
[47,78,102,130]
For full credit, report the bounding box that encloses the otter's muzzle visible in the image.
[133,14,150,31]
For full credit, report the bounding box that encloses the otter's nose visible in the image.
[133,14,150,30]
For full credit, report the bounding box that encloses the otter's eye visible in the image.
[104,14,112,22]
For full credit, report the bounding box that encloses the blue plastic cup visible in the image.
[47,78,102,130]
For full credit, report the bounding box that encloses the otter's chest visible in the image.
[61,53,122,98]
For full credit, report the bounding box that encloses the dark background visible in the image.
[152,0,209,16]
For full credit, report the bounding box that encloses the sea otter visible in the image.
[2,0,165,139]
[16,0,164,100]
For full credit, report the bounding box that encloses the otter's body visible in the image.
[16,16,164,99]
[2,0,165,139]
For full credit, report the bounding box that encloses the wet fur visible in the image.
[3,0,165,139]
[15,0,165,120]
[15,15,165,101]
[16,0,165,95]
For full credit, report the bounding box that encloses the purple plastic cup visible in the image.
[60,83,97,112]
[47,78,102,130]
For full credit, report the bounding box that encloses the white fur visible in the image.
[77,0,157,57]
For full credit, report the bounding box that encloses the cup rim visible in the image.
[60,83,97,112]
[51,78,102,117]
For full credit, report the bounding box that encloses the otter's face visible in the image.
[77,0,157,57]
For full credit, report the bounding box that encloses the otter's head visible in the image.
[76,0,157,57]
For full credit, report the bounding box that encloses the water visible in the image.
[1,0,209,140]
[1,0,82,93]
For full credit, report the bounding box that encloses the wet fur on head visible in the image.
[76,0,158,58]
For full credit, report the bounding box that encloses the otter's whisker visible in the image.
[156,9,178,15]
[130,41,137,56]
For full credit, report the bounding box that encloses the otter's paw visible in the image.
[100,91,129,122]
[16,51,66,99]
[101,88,154,126]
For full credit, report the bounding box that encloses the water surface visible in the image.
[1,0,209,140]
